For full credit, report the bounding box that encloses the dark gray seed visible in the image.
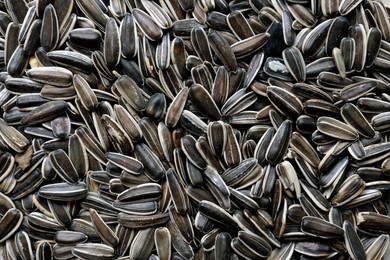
[40,4,58,51]
[222,158,262,188]
[231,33,270,59]
[303,99,340,118]
[266,120,292,165]
[72,243,114,260]
[254,127,275,165]
[325,16,349,56]
[129,228,155,260]
[268,242,294,259]
[373,1,390,41]
[317,116,359,141]
[138,117,165,160]
[169,206,193,244]
[276,161,301,198]
[299,193,327,220]
[47,200,72,226]
[204,166,230,209]
[189,84,221,120]
[339,0,362,15]
[227,10,254,40]
[229,187,259,211]
[191,27,213,63]
[166,168,189,214]
[49,149,79,184]
[7,45,28,78]
[143,0,172,29]
[208,30,237,72]
[51,114,71,139]
[106,152,143,175]
[27,66,73,86]
[340,80,378,102]
[207,121,227,157]
[238,231,272,258]
[215,232,232,259]
[0,208,23,243]
[349,24,366,72]
[244,52,264,87]
[4,0,27,24]
[158,122,174,163]
[287,3,317,28]
[10,168,43,200]
[55,231,88,246]
[104,18,120,68]
[120,13,138,58]
[47,51,93,74]
[282,10,294,46]
[331,174,365,207]
[232,237,266,259]
[243,209,281,247]
[283,46,306,82]
[167,221,194,259]
[295,241,334,257]
[38,182,88,201]
[114,75,145,112]
[115,104,142,141]
[154,227,171,260]
[196,136,222,172]
[198,200,237,227]
[21,101,68,126]
[301,216,344,239]
[75,0,109,31]
[340,37,356,71]
[101,114,134,154]
[181,135,207,170]
[343,220,366,260]
[300,180,330,211]
[36,241,53,260]
[6,78,43,95]
[221,89,257,116]
[341,103,375,138]
[366,234,390,260]
[264,57,293,81]
[134,143,165,182]
[75,126,107,165]
[302,19,332,57]
[156,33,170,70]
[133,8,163,41]
[5,22,20,66]
[90,208,119,247]
[224,124,242,167]
[365,27,382,68]
[290,132,320,167]
[171,37,188,79]
[292,82,333,103]
[306,57,336,78]
[118,212,170,229]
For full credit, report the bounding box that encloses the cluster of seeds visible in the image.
[1,0,390,259]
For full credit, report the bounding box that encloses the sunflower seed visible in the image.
[40,4,58,51]
[317,116,359,141]
[343,220,366,260]
[72,243,114,260]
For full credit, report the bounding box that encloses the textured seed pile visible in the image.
[0,0,390,259]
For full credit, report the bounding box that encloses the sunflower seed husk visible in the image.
[343,220,366,260]
[301,216,344,239]
[72,243,114,260]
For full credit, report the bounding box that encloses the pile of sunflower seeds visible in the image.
[1,0,390,259]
